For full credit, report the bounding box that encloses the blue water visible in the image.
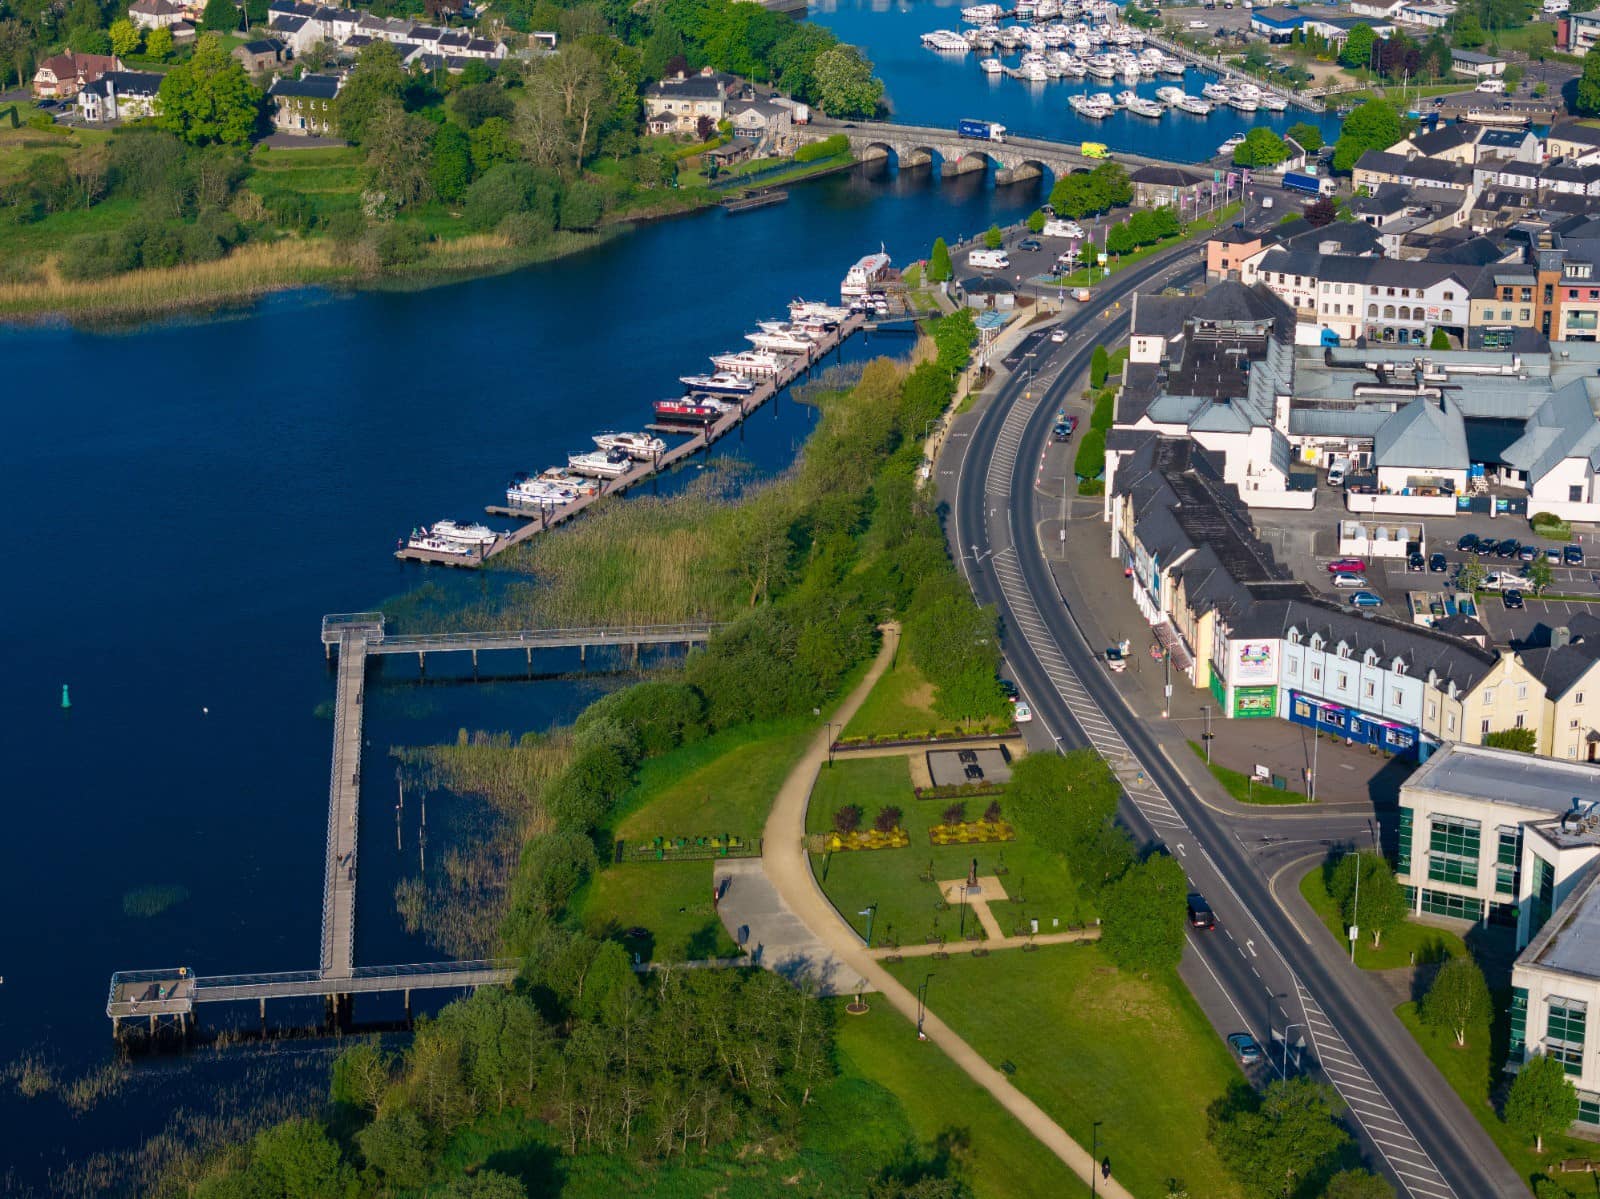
[0,163,1041,1189]
[807,0,1342,159]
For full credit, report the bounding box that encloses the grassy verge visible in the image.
[1187,741,1309,805]
[842,655,1007,740]
[1396,1001,1594,1196]
[1299,864,1468,970]
[886,946,1246,1199]
[1043,204,1242,288]
[807,756,1091,946]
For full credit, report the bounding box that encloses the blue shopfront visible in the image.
[1286,691,1425,759]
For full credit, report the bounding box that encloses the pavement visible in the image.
[713,859,859,997]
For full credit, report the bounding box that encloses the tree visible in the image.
[109,17,140,57]
[1421,956,1491,1047]
[0,19,30,91]
[1333,100,1406,173]
[1339,22,1377,68]
[335,40,407,144]
[429,121,473,202]
[1324,1170,1395,1199]
[1209,1077,1351,1199]
[1234,127,1288,168]
[1579,47,1600,117]
[468,114,518,170]
[363,98,434,211]
[1484,727,1538,753]
[1526,557,1554,595]
[1026,208,1046,233]
[355,1107,434,1189]
[1452,12,1488,47]
[1505,1054,1580,1152]
[201,0,239,33]
[1101,854,1187,972]
[156,34,260,146]
[247,1118,357,1198]
[433,1172,528,1199]
[1430,327,1451,351]
[1304,196,1338,227]
[928,236,953,283]
[811,44,882,118]
[1287,121,1323,152]
[1328,850,1408,948]
[1457,555,1487,594]
[983,223,1003,250]
[145,25,174,60]
[1090,344,1109,388]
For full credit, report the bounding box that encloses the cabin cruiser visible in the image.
[506,475,580,506]
[654,396,731,425]
[996,25,1023,47]
[679,370,756,394]
[1155,85,1184,104]
[1085,53,1118,79]
[1257,93,1288,112]
[1173,93,1213,114]
[534,468,599,496]
[566,447,635,479]
[1217,132,1246,156]
[1069,92,1115,118]
[711,349,786,376]
[1123,94,1163,118]
[1015,55,1050,81]
[1228,90,1258,113]
[746,328,815,354]
[979,56,1005,73]
[593,432,666,459]
[923,29,971,51]
[961,2,1004,22]
[428,519,498,548]
[789,298,849,324]
[402,528,478,557]
[1202,81,1231,101]
[841,251,892,299]
[1057,54,1088,77]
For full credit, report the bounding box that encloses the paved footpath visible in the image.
[757,621,1137,1199]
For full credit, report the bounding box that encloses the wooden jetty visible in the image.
[721,189,789,214]
[106,615,725,1041]
[395,312,868,570]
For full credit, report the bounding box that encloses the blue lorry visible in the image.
[957,119,1007,142]
[1282,171,1333,197]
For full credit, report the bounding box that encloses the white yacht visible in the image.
[841,251,892,299]
[534,468,599,496]
[1058,55,1088,77]
[996,25,1023,47]
[506,477,578,507]
[593,432,666,459]
[710,348,786,377]
[1015,56,1050,81]
[1257,93,1288,112]
[1124,95,1164,118]
[1085,53,1118,80]
[922,30,971,51]
[1228,91,1258,113]
[1069,92,1115,118]
[1155,85,1185,104]
[1174,93,1214,114]
[1217,132,1246,156]
[1114,88,1139,106]
[679,370,756,394]
[961,2,1005,22]
[789,298,850,324]
[567,447,635,479]
[429,519,498,548]
[980,55,1005,73]
[746,329,815,354]
[403,528,478,557]
[1202,81,1232,101]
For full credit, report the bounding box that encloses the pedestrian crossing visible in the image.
[1294,982,1459,1199]
[984,387,1042,499]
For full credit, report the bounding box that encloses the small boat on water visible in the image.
[680,370,756,395]
[1124,95,1164,118]
[1228,91,1258,113]
[961,2,1004,23]
[1202,81,1231,102]
[979,56,1004,74]
[1257,94,1288,112]
[790,298,850,324]
[710,349,786,377]
[1174,93,1213,114]
[593,432,667,459]
[654,396,731,425]
[429,519,498,547]
[1217,132,1246,156]
[746,329,815,354]
[507,474,580,505]
[401,528,479,557]
[567,447,635,479]
[534,468,599,496]
[841,252,892,300]
[1069,92,1115,119]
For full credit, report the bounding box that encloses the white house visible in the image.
[127,0,187,29]
[1451,48,1507,78]
[75,69,161,121]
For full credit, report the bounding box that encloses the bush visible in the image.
[1090,345,1109,388]
[983,799,1002,823]
[1074,427,1106,480]
[324,209,366,242]
[557,180,604,230]
[833,804,863,834]
[369,221,428,267]
[983,223,1003,249]
[58,231,140,280]
[794,133,848,163]
[875,805,902,833]
[1026,208,1046,233]
[463,161,557,233]
[574,681,706,757]
[496,210,544,247]
[942,801,966,824]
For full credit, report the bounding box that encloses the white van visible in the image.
[1043,218,1085,238]
[1475,78,1506,94]
[968,249,1010,269]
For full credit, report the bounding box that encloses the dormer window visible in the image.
[1288,629,1302,645]
[1310,634,1324,651]
[1364,649,1379,666]
[1337,643,1352,659]
[1394,659,1407,675]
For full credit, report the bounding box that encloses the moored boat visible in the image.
[567,447,635,479]
[841,251,892,300]
[402,528,479,557]
[429,519,498,547]
[593,431,667,459]
[679,370,756,395]
[710,348,786,377]
[654,396,731,425]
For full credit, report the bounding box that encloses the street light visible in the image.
[916,973,936,1040]
[1202,704,1213,764]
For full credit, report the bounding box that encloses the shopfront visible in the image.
[1287,690,1422,758]
[1233,686,1279,718]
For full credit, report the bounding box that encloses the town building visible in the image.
[1450,48,1507,78]
[32,51,123,99]
[75,69,162,121]
[1524,617,1600,763]
[1514,855,1600,1127]
[1548,122,1600,165]
[1397,2,1455,29]
[1130,164,1210,210]
[127,0,187,29]
[1206,223,1274,283]
[1352,149,1476,194]
[267,72,340,135]
[1564,9,1600,53]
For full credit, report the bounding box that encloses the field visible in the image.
[1299,865,1468,970]
[246,145,366,225]
[806,755,1093,947]
[886,946,1247,1199]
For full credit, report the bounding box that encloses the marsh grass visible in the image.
[121,884,191,918]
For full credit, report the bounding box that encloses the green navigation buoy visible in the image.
[61,684,71,710]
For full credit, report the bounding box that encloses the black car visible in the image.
[1186,893,1215,929]
[1496,540,1521,559]
[1407,552,1425,572]
[997,679,1019,700]
[963,762,985,780]
[1018,238,1042,252]
[1504,589,1525,610]
[1518,544,1538,562]
[1052,422,1073,442]
[1456,533,1479,553]
[1476,537,1498,555]
[1566,545,1586,566]
[1429,552,1447,573]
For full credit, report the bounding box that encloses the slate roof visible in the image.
[1373,396,1470,471]
[1522,638,1600,701]
[1550,121,1600,150]
[1500,378,1600,485]
[1355,150,1476,187]
[1132,165,1208,187]
[269,72,340,99]
[82,69,162,96]
[1406,123,1477,158]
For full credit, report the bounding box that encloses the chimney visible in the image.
[1552,626,1572,649]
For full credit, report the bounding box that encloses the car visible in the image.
[1327,466,1346,488]
[1407,552,1425,572]
[1504,589,1525,609]
[1497,540,1521,559]
[1331,572,1369,589]
[997,679,1019,701]
[1186,893,1215,928]
[1349,591,1383,608]
[1545,547,1562,564]
[1018,238,1042,252]
[1013,701,1033,723]
[1519,544,1539,562]
[963,762,985,780]
[1327,557,1366,573]
[1429,552,1448,573]
[1052,421,1073,442]
[1050,325,1069,343]
[1475,537,1499,555]
[1227,1032,1263,1064]
[958,748,980,764]
[1105,646,1126,672]
[1566,545,1586,566]
[1456,534,1480,553]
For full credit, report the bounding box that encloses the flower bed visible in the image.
[824,827,911,852]
[928,819,1016,846]
[914,781,1006,802]
[834,727,1011,750]
[620,833,761,863]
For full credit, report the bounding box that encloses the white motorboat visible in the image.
[1085,53,1118,79]
[654,396,731,425]
[1155,85,1185,104]
[535,468,599,496]
[923,29,971,51]
[1016,56,1050,81]
[961,2,1004,22]
[567,447,635,479]
[1257,94,1288,112]
[1174,94,1214,114]
[1124,95,1164,118]
[402,528,477,557]
[1202,81,1231,101]
[1228,91,1258,113]
[746,329,815,354]
[710,348,786,376]
[1069,92,1115,118]
[679,370,756,394]
[593,432,666,459]
[996,25,1023,47]
[841,251,892,299]
[1217,132,1246,156]
[789,298,850,323]
[507,474,579,505]
[429,519,498,547]
[1057,54,1088,76]
[980,56,1005,74]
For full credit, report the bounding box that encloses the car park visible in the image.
[1407,552,1425,572]
[1476,537,1499,555]
[1187,893,1215,928]
[1505,589,1525,610]
[1327,557,1366,573]
[1456,533,1480,553]
[1567,545,1586,566]
[1429,552,1447,573]
[1331,573,1369,589]
[1227,1033,1262,1064]
[1545,547,1562,564]
[1349,591,1383,608]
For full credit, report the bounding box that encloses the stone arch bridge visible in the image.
[805,118,1180,185]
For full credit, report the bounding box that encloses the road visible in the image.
[942,234,1530,1196]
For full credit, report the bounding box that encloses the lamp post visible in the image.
[916,973,936,1040]
[1202,704,1213,764]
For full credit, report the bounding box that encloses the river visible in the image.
[0,3,1335,1188]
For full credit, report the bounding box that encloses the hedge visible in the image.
[1074,426,1106,481]
[795,134,849,163]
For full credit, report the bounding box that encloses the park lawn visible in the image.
[1300,865,1468,970]
[612,716,815,841]
[1188,742,1310,805]
[1396,1001,1594,1196]
[886,946,1246,1199]
[573,859,738,963]
[831,1001,1091,1199]
[807,757,1092,947]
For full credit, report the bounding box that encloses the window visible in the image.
[1398,806,1413,871]
[1427,701,1438,720]
[1531,856,1556,936]
[1580,1093,1600,1127]
[1520,309,1532,322]
[1338,672,1349,689]
[1444,291,1455,301]
[1580,693,1587,705]
[1510,987,1529,1058]
[1287,655,1300,672]
[1546,999,1587,1076]
[1447,714,1457,733]
[1419,888,1482,919]
[1517,684,1528,701]
[1365,681,1376,698]
[1496,827,1520,896]
[1483,689,1495,706]
[1428,814,1481,887]
[1312,666,1322,682]
[1482,719,1491,735]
